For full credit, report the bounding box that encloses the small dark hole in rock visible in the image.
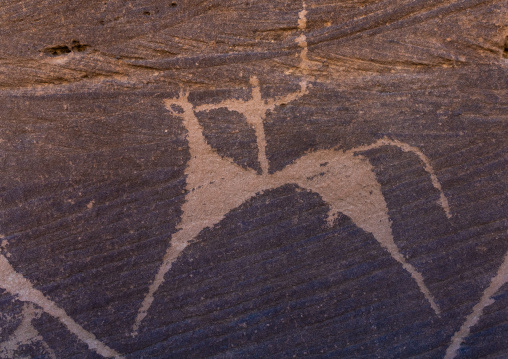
[99,20,105,25]
[143,11,151,15]
[280,103,287,107]
[504,36,508,58]
[43,45,71,56]
[171,2,177,7]
[71,40,89,52]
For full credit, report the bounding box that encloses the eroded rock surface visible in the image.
[1,0,508,358]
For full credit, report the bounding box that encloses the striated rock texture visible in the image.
[1,0,508,358]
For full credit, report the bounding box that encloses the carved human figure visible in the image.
[131,0,452,335]
[131,73,453,333]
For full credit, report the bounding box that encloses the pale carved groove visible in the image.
[0,303,56,359]
[132,0,451,337]
[0,255,123,358]
[444,251,508,359]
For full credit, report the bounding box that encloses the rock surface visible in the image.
[1,0,508,358]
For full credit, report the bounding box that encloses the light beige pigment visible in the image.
[132,77,450,333]
[0,255,123,359]
[132,1,451,334]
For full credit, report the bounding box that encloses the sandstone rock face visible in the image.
[1,0,507,358]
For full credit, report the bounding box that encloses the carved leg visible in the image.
[281,149,441,315]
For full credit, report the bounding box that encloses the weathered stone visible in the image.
[1,0,507,358]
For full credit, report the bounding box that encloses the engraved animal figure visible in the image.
[132,76,452,334]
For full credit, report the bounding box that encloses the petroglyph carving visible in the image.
[444,250,508,359]
[132,79,451,334]
[132,0,452,336]
[0,303,56,359]
[0,255,123,359]
[1,1,503,358]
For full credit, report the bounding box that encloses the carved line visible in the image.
[194,76,308,175]
[444,250,508,359]
[0,303,56,359]
[0,255,123,359]
[354,138,452,219]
